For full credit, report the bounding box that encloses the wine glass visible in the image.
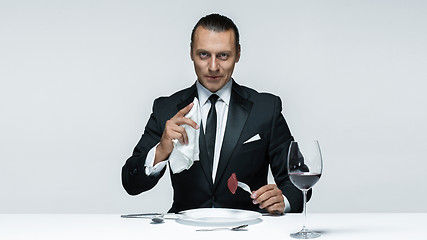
[287,140,323,239]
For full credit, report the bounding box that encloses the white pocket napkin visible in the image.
[243,134,261,144]
[169,97,201,174]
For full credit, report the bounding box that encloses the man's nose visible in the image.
[208,57,219,71]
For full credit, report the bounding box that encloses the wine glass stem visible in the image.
[302,189,308,232]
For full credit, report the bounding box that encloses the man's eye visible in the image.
[218,53,229,60]
[199,52,209,58]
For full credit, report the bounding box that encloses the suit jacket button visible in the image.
[130,168,138,176]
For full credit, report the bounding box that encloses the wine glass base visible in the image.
[290,230,321,239]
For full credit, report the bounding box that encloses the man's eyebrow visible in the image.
[195,49,233,55]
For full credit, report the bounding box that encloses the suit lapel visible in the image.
[214,81,252,188]
[176,83,214,189]
[177,84,197,110]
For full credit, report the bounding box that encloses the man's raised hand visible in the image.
[155,102,199,165]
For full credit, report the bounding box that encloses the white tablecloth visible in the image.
[1,213,426,239]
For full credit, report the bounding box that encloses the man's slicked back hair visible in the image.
[191,13,240,53]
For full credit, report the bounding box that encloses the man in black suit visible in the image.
[122,13,305,214]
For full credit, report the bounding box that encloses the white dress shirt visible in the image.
[196,80,231,182]
[144,80,291,212]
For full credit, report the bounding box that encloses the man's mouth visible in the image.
[206,75,222,80]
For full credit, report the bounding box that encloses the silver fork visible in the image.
[196,224,248,231]
[237,181,252,195]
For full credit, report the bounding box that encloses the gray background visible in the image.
[1,0,426,213]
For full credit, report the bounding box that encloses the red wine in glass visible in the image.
[287,140,323,239]
[289,172,321,190]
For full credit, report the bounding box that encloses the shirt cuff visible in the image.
[283,194,291,213]
[144,144,168,176]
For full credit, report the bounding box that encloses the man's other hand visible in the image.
[251,184,285,215]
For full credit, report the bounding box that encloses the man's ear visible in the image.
[190,44,194,61]
[235,44,241,63]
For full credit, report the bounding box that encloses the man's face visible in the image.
[191,26,240,93]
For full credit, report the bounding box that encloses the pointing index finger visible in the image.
[173,102,199,130]
[176,102,194,117]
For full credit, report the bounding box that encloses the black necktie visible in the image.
[205,94,219,170]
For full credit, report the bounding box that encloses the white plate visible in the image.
[176,208,262,227]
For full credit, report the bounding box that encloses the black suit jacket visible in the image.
[122,80,305,213]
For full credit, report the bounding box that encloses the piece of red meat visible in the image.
[227,173,238,194]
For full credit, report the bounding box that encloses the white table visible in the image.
[1,213,426,239]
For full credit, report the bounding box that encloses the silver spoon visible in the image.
[120,213,166,223]
[151,215,165,223]
[151,213,182,224]
[196,224,248,231]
